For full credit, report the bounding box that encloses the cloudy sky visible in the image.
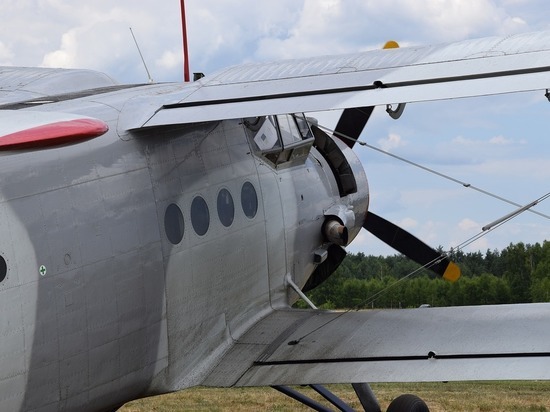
[1,0,549,256]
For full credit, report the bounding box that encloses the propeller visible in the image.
[305,39,459,293]
[334,105,460,280]
[307,106,461,290]
[331,40,400,149]
[303,244,347,293]
[363,211,460,282]
[333,106,374,149]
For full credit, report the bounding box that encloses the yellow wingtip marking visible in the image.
[443,262,461,282]
[383,40,400,49]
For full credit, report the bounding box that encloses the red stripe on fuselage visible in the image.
[0,118,109,150]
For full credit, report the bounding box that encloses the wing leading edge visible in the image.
[123,30,550,130]
[203,304,550,387]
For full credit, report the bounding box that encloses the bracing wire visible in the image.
[290,123,549,345]
[292,191,548,344]
[316,123,550,221]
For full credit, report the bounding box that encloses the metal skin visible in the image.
[0,81,367,411]
[3,29,550,411]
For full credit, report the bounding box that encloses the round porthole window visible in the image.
[164,203,184,244]
[0,256,7,283]
[217,189,235,227]
[191,196,210,236]
[241,182,258,219]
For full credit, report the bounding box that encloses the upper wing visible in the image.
[126,30,550,129]
[203,304,550,386]
[0,66,119,108]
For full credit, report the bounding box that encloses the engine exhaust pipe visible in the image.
[323,219,349,246]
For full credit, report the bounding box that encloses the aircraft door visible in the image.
[244,114,315,307]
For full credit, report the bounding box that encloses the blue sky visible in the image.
[1,0,549,256]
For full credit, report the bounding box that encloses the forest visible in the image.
[301,241,550,309]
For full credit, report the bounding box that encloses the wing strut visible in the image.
[272,386,333,412]
[352,383,382,412]
[272,383,383,411]
[272,385,360,412]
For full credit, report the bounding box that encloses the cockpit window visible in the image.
[244,113,314,169]
[277,115,302,146]
[294,113,313,139]
[253,116,281,151]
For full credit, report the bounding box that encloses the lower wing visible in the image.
[203,303,550,387]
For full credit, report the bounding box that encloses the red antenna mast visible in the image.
[180,0,190,82]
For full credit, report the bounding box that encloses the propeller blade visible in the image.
[332,41,400,148]
[303,244,347,293]
[363,211,460,282]
[333,106,374,148]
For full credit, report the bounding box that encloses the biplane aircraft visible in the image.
[0,12,550,412]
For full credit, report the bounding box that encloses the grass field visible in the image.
[120,381,550,411]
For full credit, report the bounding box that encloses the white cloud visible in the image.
[156,50,182,70]
[489,135,513,145]
[0,41,14,64]
[378,133,407,152]
[465,237,490,252]
[399,217,418,230]
[369,0,528,40]
[451,135,515,147]
[399,188,465,209]
[417,220,440,245]
[451,218,489,252]
[444,133,526,165]
[458,218,480,232]
[42,29,78,68]
[254,0,366,60]
[452,135,476,146]
[468,158,550,180]
[2,0,548,79]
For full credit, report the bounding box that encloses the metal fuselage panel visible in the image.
[0,82,361,411]
[0,112,166,411]
[143,119,271,392]
[144,119,350,392]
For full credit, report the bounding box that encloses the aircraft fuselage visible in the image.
[0,83,367,411]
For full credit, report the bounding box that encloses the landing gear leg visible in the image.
[352,383,381,412]
[272,384,430,412]
[272,385,351,412]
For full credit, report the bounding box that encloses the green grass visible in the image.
[120,381,550,411]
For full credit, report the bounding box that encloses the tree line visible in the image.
[301,241,550,309]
